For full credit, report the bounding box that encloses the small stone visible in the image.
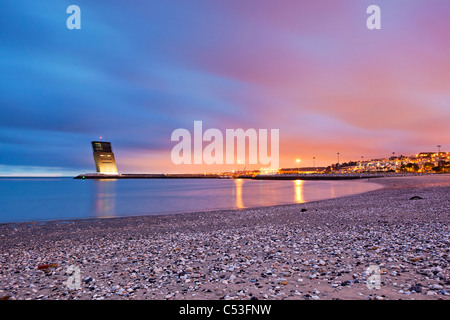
[410,285,422,293]
[432,284,443,290]
[409,257,423,262]
[341,281,351,287]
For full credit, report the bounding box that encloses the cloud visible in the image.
[0,1,449,174]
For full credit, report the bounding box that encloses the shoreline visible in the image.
[1,174,449,300]
[73,172,427,180]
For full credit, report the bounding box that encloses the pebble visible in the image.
[0,175,448,300]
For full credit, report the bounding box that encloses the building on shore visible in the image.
[91,141,119,174]
[328,151,450,173]
[278,167,326,174]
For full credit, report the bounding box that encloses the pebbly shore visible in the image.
[0,174,449,300]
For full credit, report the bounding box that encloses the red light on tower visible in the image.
[99,136,102,140]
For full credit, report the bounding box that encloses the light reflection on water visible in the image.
[294,180,305,204]
[93,179,117,219]
[0,178,382,223]
[235,179,244,209]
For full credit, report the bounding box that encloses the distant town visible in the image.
[78,141,449,180]
[238,151,450,177]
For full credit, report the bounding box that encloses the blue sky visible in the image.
[1,1,449,175]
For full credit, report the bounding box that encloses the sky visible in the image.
[1,0,450,175]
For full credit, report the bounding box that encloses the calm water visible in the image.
[0,178,382,223]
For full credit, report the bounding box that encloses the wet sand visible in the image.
[0,174,449,300]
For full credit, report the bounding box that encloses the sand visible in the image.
[0,174,449,300]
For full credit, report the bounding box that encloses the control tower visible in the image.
[91,141,118,174]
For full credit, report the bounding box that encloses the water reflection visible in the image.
[0,178,383,223]
[294,180,305,203]
[93,179,117,218]
[330,184,336,198]
[234,179,245,208]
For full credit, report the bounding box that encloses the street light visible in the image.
[437,145,442,167]
[313,157,316,171]
[337,152,340,171]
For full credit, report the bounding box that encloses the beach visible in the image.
[0,174,449,300]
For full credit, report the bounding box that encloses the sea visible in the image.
[0,177,382,223]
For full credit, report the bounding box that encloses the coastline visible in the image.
[0,174,449,300]
[73,172,422,180]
